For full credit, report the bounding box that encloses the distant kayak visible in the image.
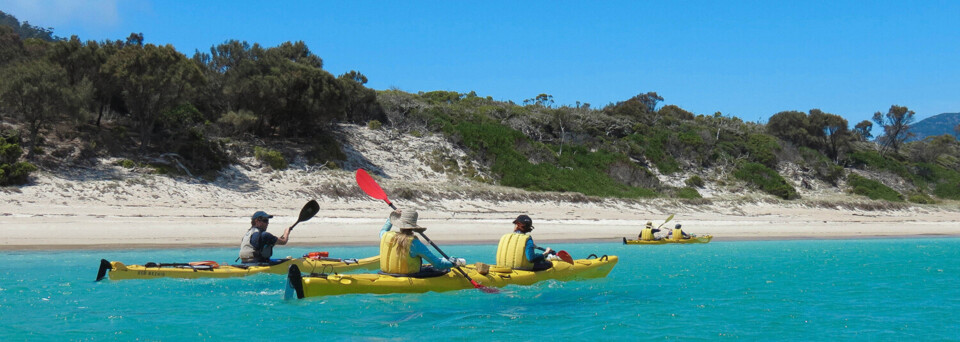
[96,255,379,281]
[285,255,618,299]
[623,235,713,245]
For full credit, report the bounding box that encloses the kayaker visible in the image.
[667,223,691,240]
[379,209,461,276]
[495,214,554,271]
[239,210,291,263]
[638,221,661,241]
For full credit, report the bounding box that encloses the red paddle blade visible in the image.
[557,251,574,264]
[471,280,499,293]
[356,169,388,200]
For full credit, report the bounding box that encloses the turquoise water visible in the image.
[2,238,959,340]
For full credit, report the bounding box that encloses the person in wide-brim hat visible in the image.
[393,209,427,233]
[378,209,460,276]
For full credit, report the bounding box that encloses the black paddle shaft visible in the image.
[415,232,480,284]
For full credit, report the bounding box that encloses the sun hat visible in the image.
[645,221,653,228]
[397,209,426,232]
[513,214,534,229]
[252,211,273,220]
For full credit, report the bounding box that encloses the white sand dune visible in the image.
[2,125,959,250]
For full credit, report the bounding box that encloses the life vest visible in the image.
[640,228,655,241]
[239,227,273,262]
[379,231,422,274]
[496,233,534,270]
[669,228,685,241]
[239,227,262,262]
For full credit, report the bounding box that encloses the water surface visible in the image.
[1,239,958,340]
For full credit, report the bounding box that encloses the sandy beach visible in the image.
[3,164,959,250]
[1,126,957,250]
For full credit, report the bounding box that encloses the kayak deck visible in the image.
[96,256,380,281]
[286,255,618,299]
[623,235,713,245]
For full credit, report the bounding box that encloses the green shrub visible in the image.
[685,175,705,188]
[848,150,911,178]
[907,193,936,204]
[367,120,382,130]
[933,180,960,200]
[453,120,656,198]
[307,133,347,165]
[734,162,799,199]
[0,161,37,186]
[117,159,136,168]
[799,147,844,185]
[745,134,780,168]
[254,147,288,170]
[167,128,230,176]
[676,187,702,199]
[846,174,903,202]
[0,134,37,186]
[217,110,257,135]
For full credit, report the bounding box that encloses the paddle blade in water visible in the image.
[298,200,320,222]
[471,280,500,293]
[356,169,388,200]
[557,250,574,264]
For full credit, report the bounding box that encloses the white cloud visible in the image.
[3,0,121,31]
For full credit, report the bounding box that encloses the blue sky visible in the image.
[4,0,959,125]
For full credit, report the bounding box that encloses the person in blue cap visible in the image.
[238,210,292,263]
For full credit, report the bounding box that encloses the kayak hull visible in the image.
[623,235,713,245]
[287,255,618,299]
[97,256,380,280]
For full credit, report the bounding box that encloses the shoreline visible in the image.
[3,233,959,251]
[3,159,960,252]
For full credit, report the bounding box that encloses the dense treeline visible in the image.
[0,11,958,203]
[0,11,381,178]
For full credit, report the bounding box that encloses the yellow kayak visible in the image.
[96,256,380,281]
[286,255,618,299]
[622,235,713,245]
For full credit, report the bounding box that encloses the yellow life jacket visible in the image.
[496,233,534,270]
[669,228,684,241]
[640,228,655,241]
[379,231,422,274]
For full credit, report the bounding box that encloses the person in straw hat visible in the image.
[638,221,661,241]
[378,209,463,276]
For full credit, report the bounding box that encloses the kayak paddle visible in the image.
[289,199,320,231]
[356,169,397,210]
[656,214,675,229]
[355,169,498,294]
[536,246,574,264]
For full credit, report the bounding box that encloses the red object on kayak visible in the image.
[188,261,220,268]
[304,251,329,260]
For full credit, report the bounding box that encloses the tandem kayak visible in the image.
[96,255,380,281]
[622,235,713,245]
[285,254,618,299]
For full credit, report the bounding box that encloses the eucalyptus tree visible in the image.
[0,59,89,146]
[853,120,873,142]
[872,105,915,156]
[104,42,202,153]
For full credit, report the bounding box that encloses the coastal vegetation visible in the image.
[1,10,958,204]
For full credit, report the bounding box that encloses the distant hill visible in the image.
[0,10,60,41]
[908,112,960,141]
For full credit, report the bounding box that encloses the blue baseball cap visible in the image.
[252,211,273,220]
